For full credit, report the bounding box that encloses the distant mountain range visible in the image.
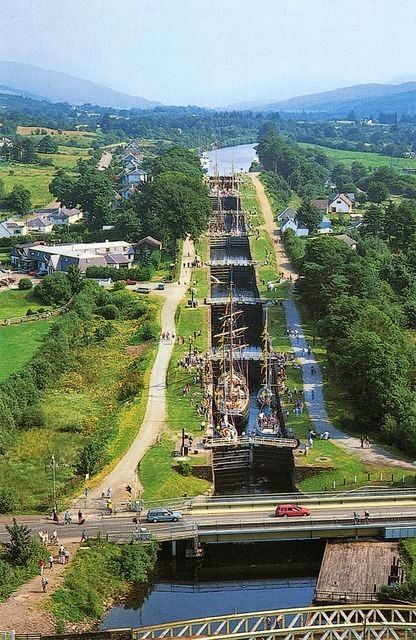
[0,61,161,109]
[230,82,416,116]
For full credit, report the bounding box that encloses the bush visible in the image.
[0,488,17,514]
[136,320,160,343]
[95,304,119,320]
[18,278,33,291]
[119,541,158,583]
[18,404,45,429]
[35,272,72,305]
[177,461,192,476]
[59,422,83,433]
[112,281,126,291]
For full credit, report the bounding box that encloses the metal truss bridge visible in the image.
[133,605,416,640]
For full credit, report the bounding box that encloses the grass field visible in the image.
[0,142,92,207]
[0,296,159,512]
[299,142,416,170]
[299,439,415,492]
[0,321,51,381]
[0,289,49,320]
[140,301,211,501]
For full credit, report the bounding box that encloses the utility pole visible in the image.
[51,454,57,511]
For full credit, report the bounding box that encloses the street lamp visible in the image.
[51,454,57,511]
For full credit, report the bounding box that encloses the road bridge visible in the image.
[133,604,416,639]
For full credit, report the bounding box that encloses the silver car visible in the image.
[146,508,182,523]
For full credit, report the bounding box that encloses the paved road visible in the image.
[75,237,195,505]
[2,500,416,544]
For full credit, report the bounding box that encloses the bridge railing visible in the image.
[133,604,416,639]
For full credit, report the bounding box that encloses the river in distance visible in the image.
[207,143,258,176]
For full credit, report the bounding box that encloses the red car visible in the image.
[124,278,137,285]
[275,504,310,517]
[28,270,37,276]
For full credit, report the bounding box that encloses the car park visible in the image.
[146,508,182,523]
[275,504,310,517]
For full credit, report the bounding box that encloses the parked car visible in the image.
[125,278,137,285]
[28,270,37,276]
[275,504,310,517]
[155,283,165,290]
[136,286,151,294]
[146,508,182,523]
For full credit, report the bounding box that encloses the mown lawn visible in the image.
[299,440,415,492]
[0,289,49,320]
[0,321,51,381]
[140,301,211,501]
[299,142,416,170]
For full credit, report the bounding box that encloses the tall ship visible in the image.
[214,294,250,426]
[256,311,281,438]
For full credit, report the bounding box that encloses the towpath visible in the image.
[0,543,77,634]
[250,173,415,470]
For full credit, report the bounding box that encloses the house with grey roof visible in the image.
[0,219,27,239]
[11,240,135,274]
[26,217,54,234]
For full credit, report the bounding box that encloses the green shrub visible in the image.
[119,540,158,583]
[112,281,126,291]
[18,404,45,429]
[136,320,160,343]
[177,461,192,476]
[95,304,119,320]
[59,422,83,433]
[18,278,33,291]
[0,488,17,514]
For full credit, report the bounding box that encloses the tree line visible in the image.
[291,205,416,453]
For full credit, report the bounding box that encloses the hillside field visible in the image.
[299,142,416,170]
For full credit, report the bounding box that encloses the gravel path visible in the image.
[74,237,195,506]
[0,543,76,634]
[250,174,415,471]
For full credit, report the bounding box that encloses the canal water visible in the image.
[100,542,322,629]
[207,143,258,176]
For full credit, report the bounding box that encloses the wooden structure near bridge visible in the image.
[314,541,402,604]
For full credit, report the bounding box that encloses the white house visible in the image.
[47,207,83,226]
[0,219,27,239]
[295,222,309,237]
[329,194,354,214]
[317,218,333,234]
[26,217,54,234]
[277,207,297,222]
[281,218,298,234]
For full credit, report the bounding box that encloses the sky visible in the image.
[0,0,415,107]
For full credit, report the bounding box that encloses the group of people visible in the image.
[257,410,282,436]
[354,510,370,525]
[161,330,173,342]
[38,545,71,593]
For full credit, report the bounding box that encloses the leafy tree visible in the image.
[6,185,32,215]
[35,272,72,305]
[119,540,158,582]
[367,180,389,204]
[66,265,83,295]
[18,277,33,290]
[297,200,322,233]
[5,519,32,564]
[49,170,76,204]
[37,135,58,153]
